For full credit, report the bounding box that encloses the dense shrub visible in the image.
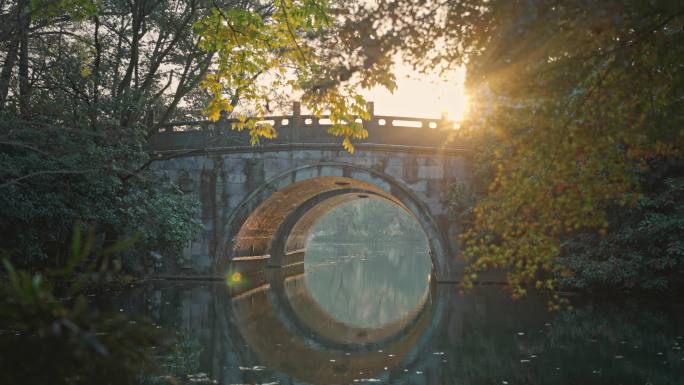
[0,256,165,385]
[559,167,684,292]
[0,119,201,271]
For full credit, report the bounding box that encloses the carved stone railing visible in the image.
[148,102,465,154]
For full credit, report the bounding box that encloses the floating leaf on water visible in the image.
[238,366,267,372]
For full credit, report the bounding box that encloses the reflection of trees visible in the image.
[304,240,431,328]
[309,199,426,242]
[436,297,684,385]
[303,197,432,328]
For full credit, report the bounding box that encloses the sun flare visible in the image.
[363,63,468,125]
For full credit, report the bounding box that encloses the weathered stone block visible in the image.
[350,170,391,191]
[407,180,428,193]
[228,193,246,209]
[351,158,373,168]
[427,201,444,216]
[418,165,444,179]
[386,154,405,166]
[191,240,206,257]
[294,167,319,182]
[263,158,291,180]
[318,165,345,177]
[291,150,322,160]
[225,181,248,195]
[384,164,404,179]
[447,158,468,180]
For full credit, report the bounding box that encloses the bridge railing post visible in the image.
[291,101,302,143]
[438,111,454,130]
[217,110,230,131]
[364,101,377,139]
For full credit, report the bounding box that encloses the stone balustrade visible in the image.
[149,102,464,154]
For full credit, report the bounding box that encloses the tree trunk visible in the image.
[0,0,27,111]
[18,8,30,119]
[90,16,101,129]
[0,37,19,110]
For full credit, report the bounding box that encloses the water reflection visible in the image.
[229,269,441,384]
[110,202,684,384]
[301,198,432,330]
[119,283,684,385]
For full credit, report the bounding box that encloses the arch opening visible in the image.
[217,163,452,281]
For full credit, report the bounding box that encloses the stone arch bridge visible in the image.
[148,103,472,282]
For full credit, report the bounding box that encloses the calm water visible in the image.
[110,199,684,384]
[111,260,684,384]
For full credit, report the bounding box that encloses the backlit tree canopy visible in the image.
[363,0,684,301]
[340,0,684,300]
[196,0,397,151]
[459,1,683,301]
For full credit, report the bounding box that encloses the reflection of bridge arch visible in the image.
[217,162,452,279]
[268,267,431,350]
[213,269,447,385]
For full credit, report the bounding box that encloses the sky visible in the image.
[362,63,468,121]
[240,61,468,123]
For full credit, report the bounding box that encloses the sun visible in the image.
[363,63,468,124]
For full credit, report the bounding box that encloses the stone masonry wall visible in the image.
[151,148,471,277]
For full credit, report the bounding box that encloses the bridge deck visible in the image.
[148,105,467,153]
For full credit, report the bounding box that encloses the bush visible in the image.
[559,170,684,292]
[0,257,165,385]
[0,119,201,271]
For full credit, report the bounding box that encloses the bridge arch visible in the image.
[216,162,452,280]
